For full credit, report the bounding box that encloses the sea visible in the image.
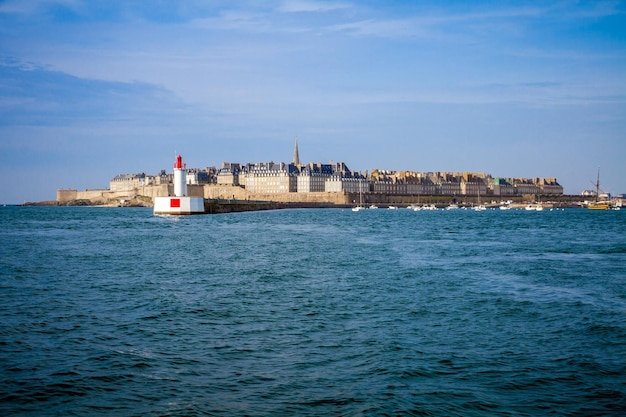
[1,205,625,416]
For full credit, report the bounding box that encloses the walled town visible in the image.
[55,141,577,209]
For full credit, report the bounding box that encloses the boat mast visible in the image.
[356,178,363,207]
[595,169,601,202]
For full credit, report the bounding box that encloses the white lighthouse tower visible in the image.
[153,154,205,215]
[173,154,187,197]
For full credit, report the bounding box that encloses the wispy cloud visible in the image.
[327,18,432,39]
[322,6,548,40]
[323,3,623,40]
[0,59,186,127]
[0,0,81,16]
[518,81,562,88]
[276,0,351,13]
[190,9,287,34]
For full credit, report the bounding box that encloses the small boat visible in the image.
[588,170,610,210]
[369,204,379,210]
[473,185,486,211]
[422,204,437,211]
[588,201,610,210]
[410,193,422,211]
[352,180,365,212]
[388,206,398,210]
[525,204,543,211]
[446,204,459,210]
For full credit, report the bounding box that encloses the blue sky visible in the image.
[1,0,624,203]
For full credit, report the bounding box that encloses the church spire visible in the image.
[293,138,300,165]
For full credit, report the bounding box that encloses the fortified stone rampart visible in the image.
[187,185,205,198]
[246,191,349,204]
[57,189,78,202]
[137,185,169,199]
[202,185,349,204]
[203,185,250,200]
[58,184,572,208]
[58,184,211,206]
[76,189,115,202]
[60,186,168,206]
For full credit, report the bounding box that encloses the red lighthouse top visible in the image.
[174,154,185,169]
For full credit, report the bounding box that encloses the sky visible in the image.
[0,0,625,203]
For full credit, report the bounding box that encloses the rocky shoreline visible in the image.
[23,197,153,207]
[22,198,349,212]
[23,197,588,211]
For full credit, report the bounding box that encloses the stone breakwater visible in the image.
[26,196,153,208]
[24,199,349,214]
[203,200,348,214]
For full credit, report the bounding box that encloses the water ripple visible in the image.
[1,207,625,416]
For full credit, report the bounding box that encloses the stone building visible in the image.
[102,141,564,200]
[535,177,563,195]
[217,162,242,186]
[109,171,170,192]
[297,163,334,193]
[325,176,368,193]
[244,162,298,193]
[490,177,516,196]
[186,168,211,185]
[510,178,541,195]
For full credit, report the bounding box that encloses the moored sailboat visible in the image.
[588,170,610,210]
[472,183,486,211]
[352,180,366,212]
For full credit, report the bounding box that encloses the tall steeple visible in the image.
[293,138,300,166]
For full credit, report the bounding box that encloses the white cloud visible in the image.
[277,0,351,13]
[0,0,81,15]
[190,9,286,34]
[322,3,623,40]
[327,18,421,38]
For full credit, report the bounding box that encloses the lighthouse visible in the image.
[173,154,187,197]
[153,154,205,215]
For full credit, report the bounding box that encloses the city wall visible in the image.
[59,184,352,206]
[57,189,78,202]
[57,185,169,205]
[203,185,349,204]
[57,184,570,207]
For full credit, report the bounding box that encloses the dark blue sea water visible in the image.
[1,206,625,416]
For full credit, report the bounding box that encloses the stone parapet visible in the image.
[57,189,78,202]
